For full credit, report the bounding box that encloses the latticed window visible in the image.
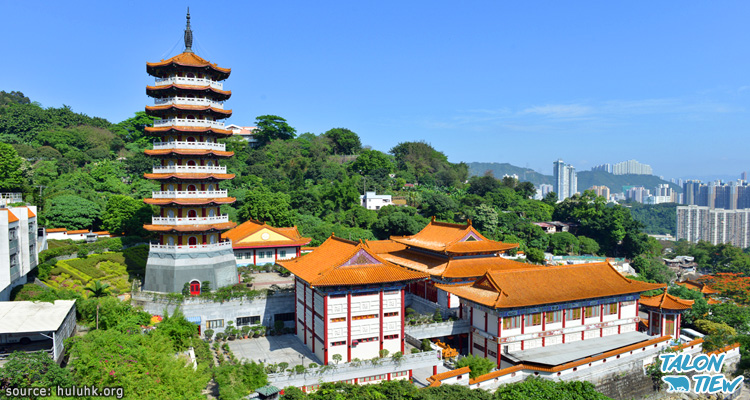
[503,316,520,330]
[566,308,581,320]
[606,303,618,315]
[545,310,562,323]
[585,305,600,318]
[524,313,542,327]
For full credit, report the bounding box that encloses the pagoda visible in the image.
[142,10,238,293]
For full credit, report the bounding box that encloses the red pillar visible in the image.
[275,248,278,261]
[324,294,329,365]
[347,292,352,361]
[562,310,566,343]
[635,300,640,331]
[433,365,437,375]
[303,283,308,345]
[484,337,487,358]
[294,278,299,336]
[253,251,257,265]
[497,315,502,368]
[312,291,316,354]
[484,312,488,332]
[401,289,406,353]
[387,372,392,381]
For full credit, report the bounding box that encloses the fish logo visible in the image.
[662,376,690,392]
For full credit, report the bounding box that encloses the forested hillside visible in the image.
[1,90,665,270]
[467,162,553,186]
[576,171,681,194]
[627,202,677,236]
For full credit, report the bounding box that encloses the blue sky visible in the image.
[1,1,748,180]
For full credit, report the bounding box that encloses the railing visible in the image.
[154,76,223,90]
[149,240,233,253]
[151,165,227,174]
[152,141,226,151]
[151,215,229,225]
[153,118,224,128]
[154,97,224,108]
[151,190,228,199]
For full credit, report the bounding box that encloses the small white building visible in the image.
[0,206,41,301]
[225,124,258,146]
[0,300,77,363]
[222,219,311,267]
[360,192,392,210]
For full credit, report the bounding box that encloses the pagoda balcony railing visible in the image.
[153,118,225,129]
[151,215,230,225]
[154,76,223,90]
[152,141,226,151]
[154,97,224,109]
[151,190,228,199]
[151,165,227,174]
[149,240,233,253]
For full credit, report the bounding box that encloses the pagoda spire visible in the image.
[184,8,193,53]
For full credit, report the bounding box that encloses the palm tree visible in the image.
[85,280,111,298]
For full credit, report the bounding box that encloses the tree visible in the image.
[324,128,361,155]
[695,319,737,351]
[350,149,393,175]
[455,354,494,378]
[0,142,25,192]
[420,192,457,221]
[467,175,501,197]
[526,248,545,265]
[102,195,153,236]
[542,191,557,205]
[578,236,600,255]
[494,377,611,400]
[548,232,579,255]
[238,188,295,227]
[43,194,101,230]
[514,181,536,199]
[667,285,707,325]
[85,280,111,298]
[630,256,675,284]
[0,351,74,391]
[254,115,296,146]
[332,354,342,364]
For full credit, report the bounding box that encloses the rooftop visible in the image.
[222,219,311,249]
[0,300,76,334]
[640,288,695,310]
[390,219,518,255]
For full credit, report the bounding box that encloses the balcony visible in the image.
[151,215,230,225]
[152,141,226,151]
[151,165,227,174]
[153,118,224,129]
[151,190,228,199]
[149,240,233,253]
[154,76,223,90]
[154,96,224,109]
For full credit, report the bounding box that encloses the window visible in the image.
[525,313,542,327]
[393,371,409,378]
[566,308,581,320]
[275,312,295,322]
[266,251,273,258]
[352,314,378,321]
[384,334,399,340]
[473,343,485,352]
[280,250,287,258]
[585,305,600,318]
[237,316,260,326]
[331,341,346,346]
[330,317,346,323]
[258,252,264,259]
[384,312,399,317]
[352,337,378,346]
[207,319,224,329]
[8,228,16,240]
[545,310,562,324]
[606,303,618,315]
[503,316,520,330]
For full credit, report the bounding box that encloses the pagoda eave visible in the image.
[143,173,235,181]
[144,197,237,206]
[145,104,232,118]
[143,222,237,232]
[144,149,235,157]
[146,52,231,78]
[144,126,233,136]
[146,84,231,99]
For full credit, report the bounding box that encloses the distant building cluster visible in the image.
[553,159,577,201]
[683,179,750,210]
[591,160,653,176]
[676,206,750,248]
[534,183,554,200]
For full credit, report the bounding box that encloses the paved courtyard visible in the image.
[228,334,320,367]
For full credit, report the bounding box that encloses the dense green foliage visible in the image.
[627,202,677,235]
[670,240,750,274]
[455,354,495,378]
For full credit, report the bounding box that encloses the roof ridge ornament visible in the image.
[184,7,193,53]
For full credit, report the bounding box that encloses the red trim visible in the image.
[401,289,405,354]
[379,290,384,352]
[635,300,640,331]
[600,304,604,323]
[312,291,316,354]
[542,311,546,331]
[433,365,437,375]
[409,370,412,381]
[303,283,308,345]
[324,295,329,365]
[294,278,299,337]
[497,316,502,368]
[347,292,352,362]
[520,314,525,335]
[275,248,278,261]
[253,250,256,265]
[484,337,487,358]
[387,372,392,381]
[617,301,622,319]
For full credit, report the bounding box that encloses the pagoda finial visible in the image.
[184,7,193,53]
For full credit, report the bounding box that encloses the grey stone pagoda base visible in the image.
[143,247,238,293]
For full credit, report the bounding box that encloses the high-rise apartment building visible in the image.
[677,206,750,248]
[589,185,610,200]
[682,180,750,210]
[612,160,653,175]
[625,187,650,203]
[553,159,577,201]
[0,205,41,301]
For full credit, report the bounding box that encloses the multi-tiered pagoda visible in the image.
[142,11,239,293]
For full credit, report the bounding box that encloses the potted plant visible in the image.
[241,325,251,339]
[215,332,225,342]
[226,321,237,340]
[204,329,214,342]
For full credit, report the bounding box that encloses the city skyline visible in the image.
[2,1,750,178]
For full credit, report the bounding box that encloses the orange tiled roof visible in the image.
[144,149,234,157]
[143,222,236,232]
[278,236,428,287]
[426,367,470,383]
[146,83,231,97]
[222,219,311,249]
[435,262,664,309]
[144,126,233,136]
[640,288,694,310]
[676,280,718,294]
[0,209,19,223]
[67,229,89,234]
[143,197,236,206]
[46,228,66,233]
[391,219,519,254]
[145,104,232,117]
[374,247,532,279]
[707,297,722,305]
[427,380,441,387]
[146,52,231,75]
[364,240,407,254]
[706,342,740,356]
[93,231,110,235]
[143,172,235,180]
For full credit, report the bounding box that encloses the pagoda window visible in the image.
[167,236,175,246]
[209,235,217,244]
[167,136,175,142]
[503,316,520,330]
[545,310,562,324]
[186,136,196,142]
[187,184,197,192]
[168,209,175,218]
[187,160,196,166]
[188,236,198,246]
[187,114,196,120]
[207,161,214,166]
[167,184,175,191]
[168,160,175,166]
[187,73,195,78]
[605,303,618,315]
[209,209,216,217]
[208,184,215,191]
[188,210,198,218]
[189,280,200,296]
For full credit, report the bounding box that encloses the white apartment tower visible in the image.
[553,159,577,201]
[677,206,750,248]
[0,206,40,301]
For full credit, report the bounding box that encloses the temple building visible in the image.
[435,262,664,369]
[223,219,311,266]
[366,219,525,309]
[639,288,694,339]
[278,236,428,365]
[142,11,238,293]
